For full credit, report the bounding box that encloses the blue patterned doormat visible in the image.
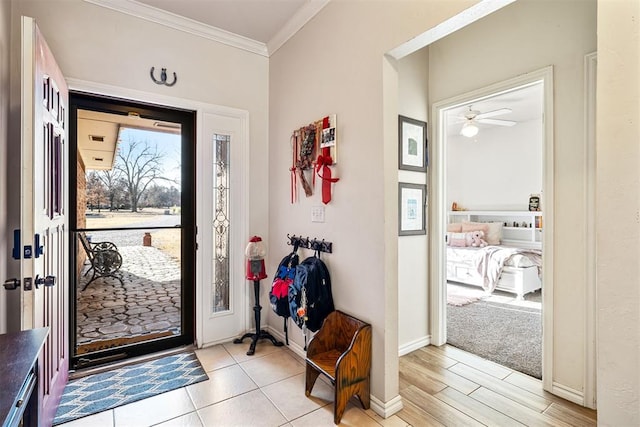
[53,352,208,425]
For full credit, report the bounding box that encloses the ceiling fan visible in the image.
[459,106,516,137]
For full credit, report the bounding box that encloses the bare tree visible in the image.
[86,172,106,212]
[142,184,181,208]
[96,169,126,211]
[115,137,166,212]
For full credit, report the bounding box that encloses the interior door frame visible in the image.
[66,78,250,351]
[430,66,554,386]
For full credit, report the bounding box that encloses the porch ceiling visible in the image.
[77,110,179,171]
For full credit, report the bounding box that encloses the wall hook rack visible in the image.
[150,67,177,87]
[287,234,332,254]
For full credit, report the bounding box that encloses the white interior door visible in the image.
[20,16,69,424]
[198,111,249,345]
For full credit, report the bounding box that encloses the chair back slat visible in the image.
[78,232,94,261]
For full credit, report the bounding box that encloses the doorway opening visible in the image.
[430,67,554,383]
[68,92,196,369]
[443,81,544,379]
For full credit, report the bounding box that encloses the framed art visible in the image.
[398,115,427,172]
[399,182,426,236]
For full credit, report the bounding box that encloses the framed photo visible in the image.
[399,182,426,236]
[398,115,427,172]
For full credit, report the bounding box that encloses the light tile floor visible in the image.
[58,342,407,427]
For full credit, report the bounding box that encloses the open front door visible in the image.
[19,16,69,424]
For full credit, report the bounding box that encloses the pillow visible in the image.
[485,222,503,245]
[461,221,489,235]
[448,232,467,247]
[447,222,463,232]
[461,221,502,245]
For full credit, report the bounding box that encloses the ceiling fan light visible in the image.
[460,122,479,138]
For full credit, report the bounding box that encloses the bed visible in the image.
[446,245,542,299]
[446,211,543,299]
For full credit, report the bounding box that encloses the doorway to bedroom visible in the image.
[437,75,549,380]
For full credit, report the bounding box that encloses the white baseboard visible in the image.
[399,335,431,356]
[370,394,404,419]
[266,325,307,359]
[552,381,584,406]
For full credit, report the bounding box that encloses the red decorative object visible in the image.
[245,236,267,281]
[290,114,339,204]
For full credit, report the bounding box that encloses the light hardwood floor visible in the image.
[397,344,597,426]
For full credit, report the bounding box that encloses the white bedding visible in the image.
[447,246,540,268]
[446,245,542,293]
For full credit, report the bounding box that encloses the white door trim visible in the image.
[583,51,597,409]
[430,66,554,389]
[66,78,251,348]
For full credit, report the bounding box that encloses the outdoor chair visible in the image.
[78,232,124,290]
[305,310,372,424]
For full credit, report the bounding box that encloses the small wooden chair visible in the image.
[78,232,124,290]
[305,310,372,424]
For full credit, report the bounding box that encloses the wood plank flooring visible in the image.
[397,344,597,426]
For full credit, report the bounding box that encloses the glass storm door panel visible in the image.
[69,93,195,368]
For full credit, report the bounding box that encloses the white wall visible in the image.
[5,0,270,332]
[428,0,595,395]
[597,1,640,424]
[269,0,477,409]
[10,0,270,247]
[397,49,429,353]
[0,0,9,334]
[447,120,542,211]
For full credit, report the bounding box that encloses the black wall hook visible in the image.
[150,67,177,87]
[287,234,333,254]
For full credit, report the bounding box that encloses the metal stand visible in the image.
[234,279,284,355]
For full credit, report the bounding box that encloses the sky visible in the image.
[118,127,182,189]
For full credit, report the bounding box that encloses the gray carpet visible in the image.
[447,299,542,379]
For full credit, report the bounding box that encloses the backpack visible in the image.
[288,252,335,348]
[269,249,299,344]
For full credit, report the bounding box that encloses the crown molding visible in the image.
[267,0,329,55]
[84,0,269,57]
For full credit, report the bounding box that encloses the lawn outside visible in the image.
[85,207,181,260]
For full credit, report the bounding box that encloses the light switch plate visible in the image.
[311,206,325,223]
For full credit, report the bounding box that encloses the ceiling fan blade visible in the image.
[476,108,512,120]
[477,118,516,126]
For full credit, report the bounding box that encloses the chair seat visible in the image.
[306,349,342,380]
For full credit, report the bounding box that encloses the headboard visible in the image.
[448,210,542,249]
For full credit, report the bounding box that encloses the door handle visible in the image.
[3,278,20,290]
[35,275,56,288]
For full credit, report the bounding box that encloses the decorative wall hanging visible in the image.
[398,115,427,172]
[399,182,426,236]
[150,67,177,87]
[290,114,339,204]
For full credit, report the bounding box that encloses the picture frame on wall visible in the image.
[399,182,426,236]
[398,115,427,172]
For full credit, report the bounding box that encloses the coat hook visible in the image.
[150,67,177,87]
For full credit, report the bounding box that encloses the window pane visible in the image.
[212,134,230,313]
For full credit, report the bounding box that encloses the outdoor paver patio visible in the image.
[76,245,181,348]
